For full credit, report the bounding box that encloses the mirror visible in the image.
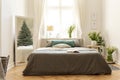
[15,16,33,64]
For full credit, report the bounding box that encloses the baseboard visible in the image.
[7,62,14,70]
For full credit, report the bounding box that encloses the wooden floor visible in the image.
[6,64,120,80]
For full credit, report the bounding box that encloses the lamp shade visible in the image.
[47,25,53,31]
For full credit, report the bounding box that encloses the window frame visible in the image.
[44,0,77,38]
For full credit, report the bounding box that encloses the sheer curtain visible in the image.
[33,0,46,49]
[43,0,83,38]
[74,0,82,38]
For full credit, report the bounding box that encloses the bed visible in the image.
[23,39,111,76]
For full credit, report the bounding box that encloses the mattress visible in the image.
[23,47,111,76]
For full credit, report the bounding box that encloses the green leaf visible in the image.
[68,25,75,38]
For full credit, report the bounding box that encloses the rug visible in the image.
[109,64,120,70]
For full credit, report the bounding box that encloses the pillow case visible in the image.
[52,43,71,48]
[50,40,75,47]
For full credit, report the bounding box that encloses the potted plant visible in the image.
[88,32,99,46]
[88,32,105,46]
[106,46,116,62]
[68,25,75,38]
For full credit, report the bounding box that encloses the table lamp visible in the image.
[47,25,53,38]
[47,25,53,31]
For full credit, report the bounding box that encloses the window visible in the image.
[44,0,78,38]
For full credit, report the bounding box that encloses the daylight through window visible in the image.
[44,0,78,38]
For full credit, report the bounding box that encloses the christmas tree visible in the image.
[17,21,33,46]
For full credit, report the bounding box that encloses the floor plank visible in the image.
[6,64,120,80]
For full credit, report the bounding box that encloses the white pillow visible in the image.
[52,43,71,48]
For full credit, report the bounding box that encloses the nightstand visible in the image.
[87,45,102,53]
[87,45,101,51]
[86,45,106,58]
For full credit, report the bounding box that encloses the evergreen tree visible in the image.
[17,21,33,46]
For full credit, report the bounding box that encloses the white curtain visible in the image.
[33,0,46,49]
[75,0,82,38]
[74,0,82,38]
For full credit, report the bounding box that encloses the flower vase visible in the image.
[91,41,97,46]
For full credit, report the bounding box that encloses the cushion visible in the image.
[73,40,80,47]
[40,39,84,47]
[52,43,71,48]
[50,40,75,47]
[46,40,52,47]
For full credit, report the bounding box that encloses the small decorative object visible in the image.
[106,46,116,62]
[47,25,53,38]
[91,40,97,46]
[68,24,75,38]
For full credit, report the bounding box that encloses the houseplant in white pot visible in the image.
[88,32,99,46]
[88,32,106,57]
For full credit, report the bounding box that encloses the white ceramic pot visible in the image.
[91,41,97,46]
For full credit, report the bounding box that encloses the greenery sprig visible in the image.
[107,46,116,54]
[68,24,75,38]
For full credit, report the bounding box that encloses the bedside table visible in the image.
[86,45,106,58]
[86,45,102,53]
[87,45,100,50]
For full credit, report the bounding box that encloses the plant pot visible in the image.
[91,41,97,46]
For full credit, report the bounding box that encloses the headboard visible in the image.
[40,38,84,47]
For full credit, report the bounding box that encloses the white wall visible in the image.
[0,0,1,56]
[1,0,26,67]
[102,0,120,64]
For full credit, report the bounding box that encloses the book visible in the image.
[67,50,79,53]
